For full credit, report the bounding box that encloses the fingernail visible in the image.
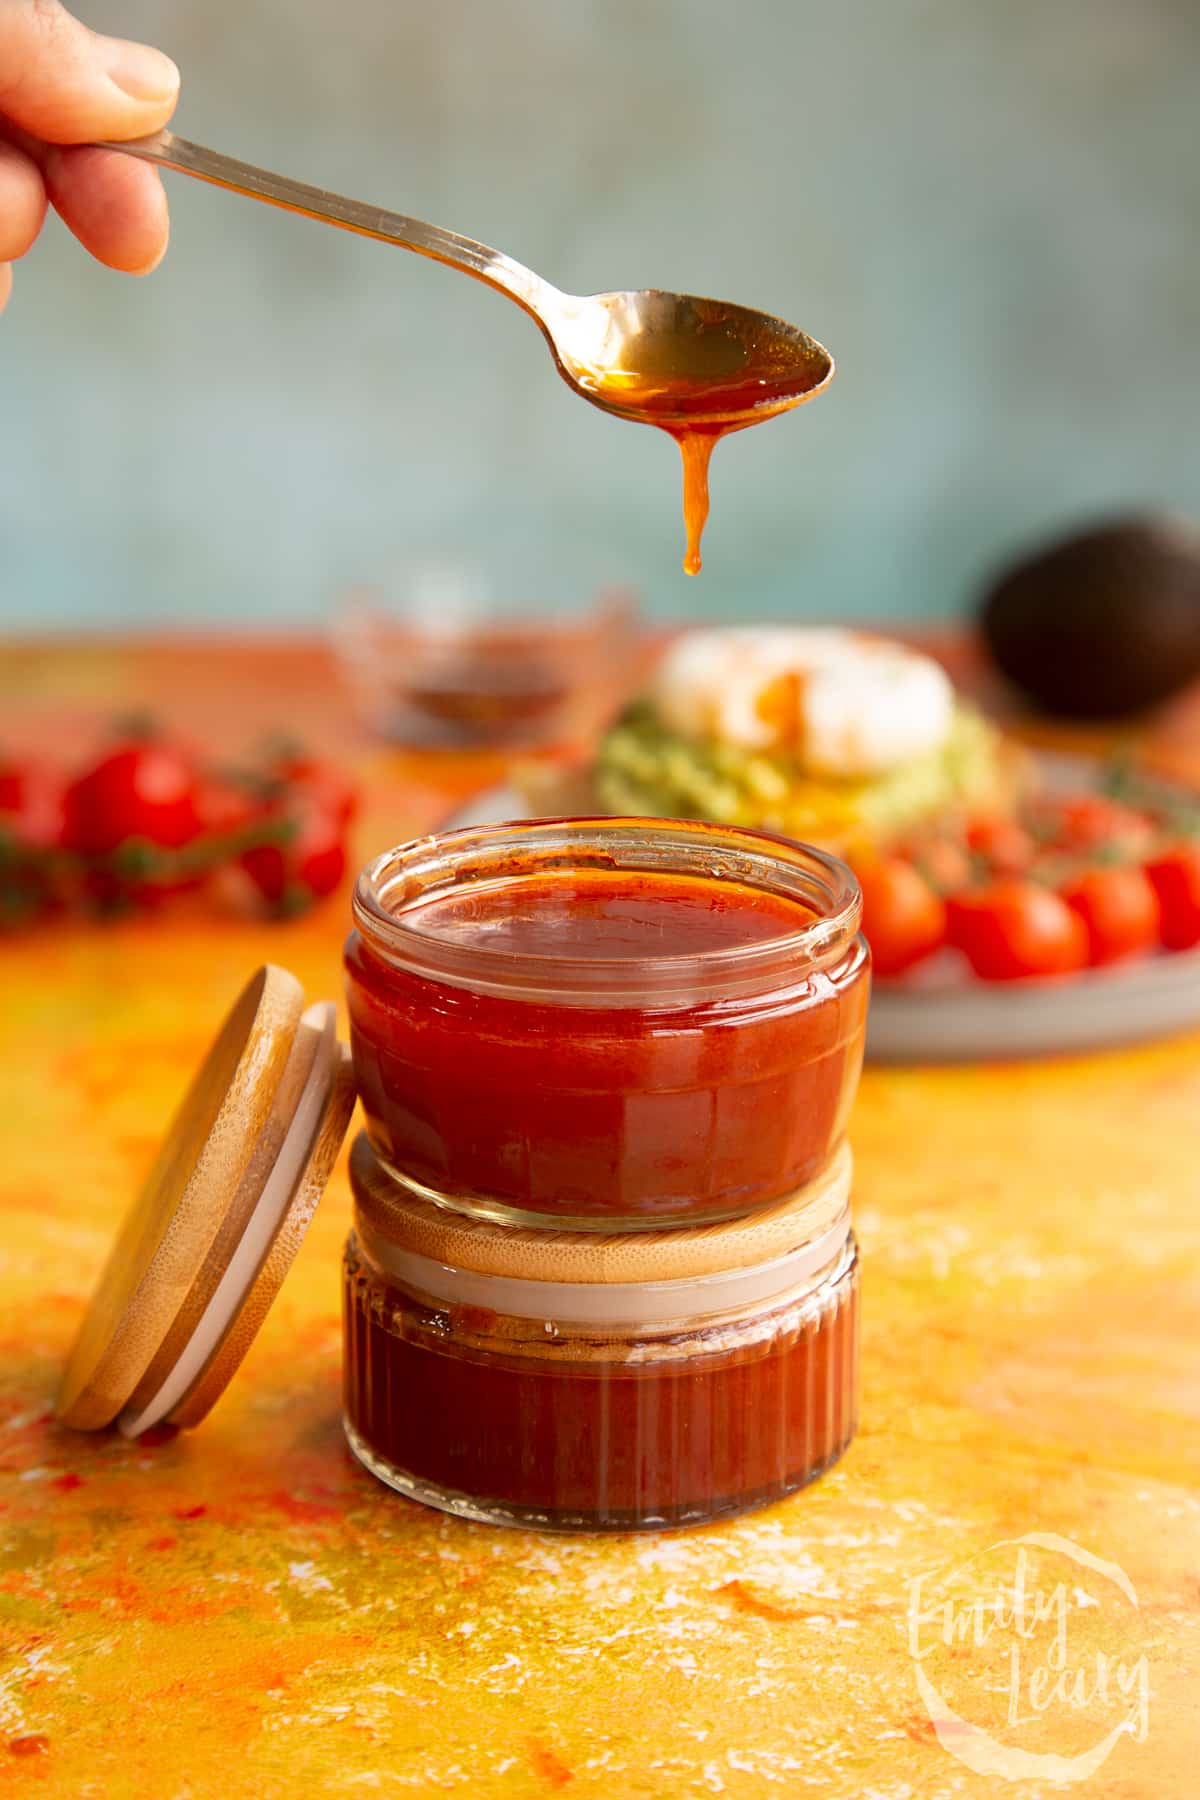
[102,38,180,105]
[131,237,169,278]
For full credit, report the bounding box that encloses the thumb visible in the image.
[0,0,179,145]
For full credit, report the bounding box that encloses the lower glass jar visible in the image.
[344,1133,860,1532]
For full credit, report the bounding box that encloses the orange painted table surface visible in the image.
[1,638,1198,1799]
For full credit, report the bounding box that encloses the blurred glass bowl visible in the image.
[333,560,640,750]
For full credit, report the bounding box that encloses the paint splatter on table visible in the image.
[0,639,1197,1798]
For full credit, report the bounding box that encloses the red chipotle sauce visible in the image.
[345,820,868,1231]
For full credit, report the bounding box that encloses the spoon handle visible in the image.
[101,129,550,314]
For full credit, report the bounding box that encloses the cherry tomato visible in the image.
[1032,794,1154,857]
[241,807,348,912]
[855,857,946,977]
[0,759,64,851]
[1145,846,1200,950]
[966,816,1036,875]
[0,760,25,812]
[1059,865,1160,966]
[946,880,1088,981]
[61,742,201,857]
[292,811,348,899]
[240,839,292,908]
[267,754,358,826]
[194,777,264,839]
[898,834,973,893]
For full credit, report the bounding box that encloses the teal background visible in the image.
[2,0,1199,631]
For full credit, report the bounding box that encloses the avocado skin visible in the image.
[980,516,1200,719]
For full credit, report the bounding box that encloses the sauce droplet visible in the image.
[673,430,717,576]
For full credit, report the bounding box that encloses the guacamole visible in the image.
[594,702,1014,847]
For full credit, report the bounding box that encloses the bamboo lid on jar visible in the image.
[57,966,356,1436]
[349,1132,852,1286]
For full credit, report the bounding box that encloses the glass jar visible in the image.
[345,818,868,1230]
[343,1134,859,1531]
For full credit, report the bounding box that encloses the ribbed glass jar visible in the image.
[343,1134,860,1532]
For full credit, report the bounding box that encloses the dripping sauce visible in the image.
[572,327,831,573]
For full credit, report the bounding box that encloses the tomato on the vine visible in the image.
[1145,846,1200,951]
[0,730,358,929]
[1032,794,1154,857]
[854,856,946,977]
[1059,866,1160,966]
[241,807,348,913]
[946,880,1088,981]
[61,741,201,857]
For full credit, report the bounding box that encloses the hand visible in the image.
[0,0,179,314]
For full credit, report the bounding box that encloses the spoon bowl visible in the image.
[546,289,833,428]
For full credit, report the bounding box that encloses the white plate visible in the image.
[866,942,1200,1061]
[441,766,1200,1061]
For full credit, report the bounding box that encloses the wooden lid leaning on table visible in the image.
[56,965,356,1437]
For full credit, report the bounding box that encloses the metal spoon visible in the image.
[104,130,834,431]
[104,130,834,571]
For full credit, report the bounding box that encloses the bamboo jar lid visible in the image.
[57,966,356,1436]
[350,1133,852,1285]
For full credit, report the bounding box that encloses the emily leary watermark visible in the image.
[905,1532,1150,1782]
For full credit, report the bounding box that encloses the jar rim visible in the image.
[352,816,862,1005]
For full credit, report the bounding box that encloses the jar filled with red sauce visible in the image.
[344,818,868,1230]
[344,1132,859,1531]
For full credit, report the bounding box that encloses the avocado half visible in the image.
[980,516,1200,719]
